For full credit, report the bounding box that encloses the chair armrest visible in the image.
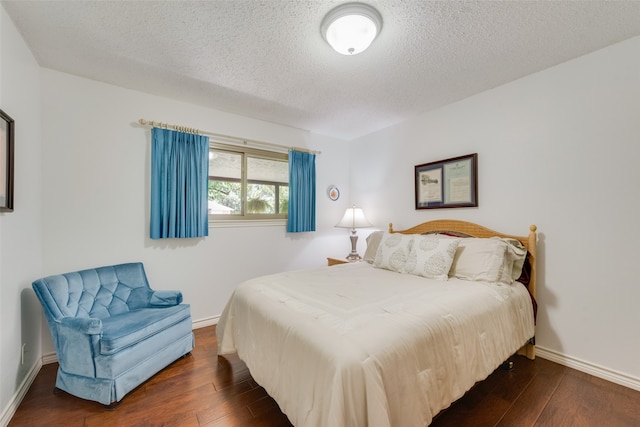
[59,317,102,334]
[150,290,183,306]
[56,317,102,377]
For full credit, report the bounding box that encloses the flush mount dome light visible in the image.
[321,2,382,55]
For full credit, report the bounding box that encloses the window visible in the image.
[208,143,288,221]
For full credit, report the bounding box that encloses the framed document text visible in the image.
[415,153,477,210]
[0,109,14,212]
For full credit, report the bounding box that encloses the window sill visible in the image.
[209,218,287,228]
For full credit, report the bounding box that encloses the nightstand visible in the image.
[327,257,349,266]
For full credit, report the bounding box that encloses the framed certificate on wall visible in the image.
[415,153,477,210]
[0,109,14,212]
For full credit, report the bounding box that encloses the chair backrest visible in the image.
[32,262,153,321]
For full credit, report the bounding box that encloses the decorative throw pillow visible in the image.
[363,231,384,264]
[373,233,414,273]
[404,234,460,280]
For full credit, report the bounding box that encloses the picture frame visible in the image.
[0,109,15,212]
[415,153,477,210]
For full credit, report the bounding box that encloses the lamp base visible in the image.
[345,231,361,261]
[345,252,362,261]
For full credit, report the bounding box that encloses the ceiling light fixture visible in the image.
[321,2,383,55]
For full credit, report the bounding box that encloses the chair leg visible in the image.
[501,359,514,371]
[104,400,122,411]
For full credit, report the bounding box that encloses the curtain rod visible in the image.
[138,119,320,155]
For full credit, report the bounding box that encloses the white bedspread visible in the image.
[217,262,534,427]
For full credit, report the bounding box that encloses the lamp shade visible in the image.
[336,206,372,229]
[321,3,383,55]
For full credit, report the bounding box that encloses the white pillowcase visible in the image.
[363,231,384,264]
[404,234,460,280]
[373,233,414,272]
[449,237,526,284]
[503,238,528,281]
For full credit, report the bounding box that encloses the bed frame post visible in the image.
[527,225,537,302]
[518,224,537,360]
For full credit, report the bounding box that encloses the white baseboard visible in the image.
[42,350,57,365]
[0,358,42,427]
[536,346,640,392]
[193,315,219,329]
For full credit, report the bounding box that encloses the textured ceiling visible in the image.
[4,1,640,140]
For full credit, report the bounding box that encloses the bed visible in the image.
[217,220,537,427]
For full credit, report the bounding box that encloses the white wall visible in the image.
[39,69,353,355]
[0,6,44,424]
[350,36,640,384]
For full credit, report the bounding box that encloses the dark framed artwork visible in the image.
[415,153,478,210]
[0,109,15,212]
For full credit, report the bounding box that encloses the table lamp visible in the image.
[336,205,372,261]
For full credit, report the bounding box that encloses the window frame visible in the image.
[208,142,289,224]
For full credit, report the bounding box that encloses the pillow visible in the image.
[373,232,414,272]
[503,238,527,281]
[449,237,526,284]
[404,234,460,280]
[516,253,531,285]
[363,231,384,264]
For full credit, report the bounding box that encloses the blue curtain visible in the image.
[150,128,209,239]
[287,150,316,232]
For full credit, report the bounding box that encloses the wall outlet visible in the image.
[21,343,27,365]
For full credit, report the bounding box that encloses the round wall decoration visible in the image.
[327,185,340,201]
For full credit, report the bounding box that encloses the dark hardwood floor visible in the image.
[9,326,640,426]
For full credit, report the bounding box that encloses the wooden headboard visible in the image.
[389,219,538,359]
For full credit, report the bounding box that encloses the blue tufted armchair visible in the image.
[32,262,194,407]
